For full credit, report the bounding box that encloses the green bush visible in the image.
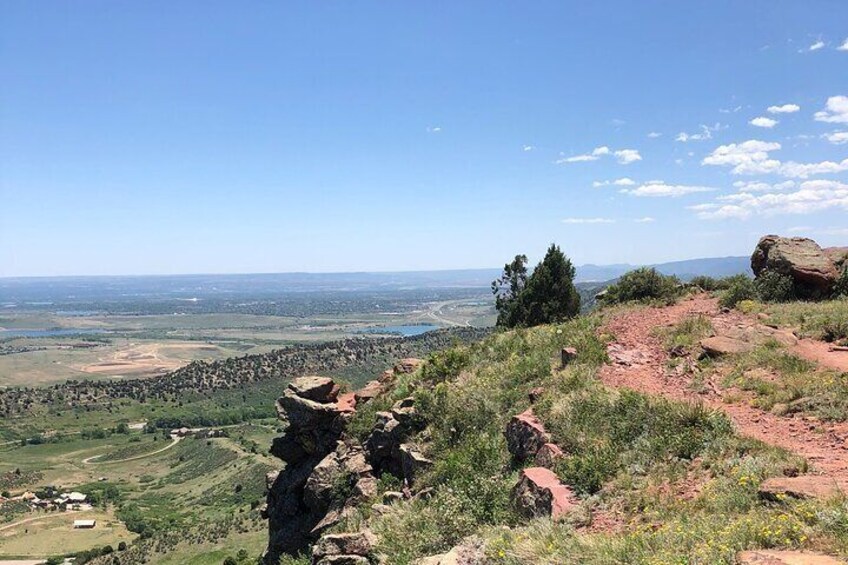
[719,275,756,308]
[754,270,795,303]
[834,267,848,298]
[600,267,682,305]
[689,275,720,291]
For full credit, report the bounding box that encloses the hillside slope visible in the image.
[261,294,848,565]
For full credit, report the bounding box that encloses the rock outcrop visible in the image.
[737,549,845,564]
[264,361,426,563]
[264,377,356,562]
[311,532,375,565]
[505,409,551,462]
[751,235,841,297]
[758,475,840,501]
[511,467,576,520]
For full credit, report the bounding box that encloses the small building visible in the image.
[67,492,87,503]
[74,519,96,529]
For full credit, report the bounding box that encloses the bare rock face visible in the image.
[534,442,564,469]
[505,409,551,462]
[751,235,840,297]
[364,398,426,482]
[825,247,848,272]
[312,532,374,565]
[511,467,576,520]
[758,475,840,501]
[738,549,845,564]
[264,377,375,564]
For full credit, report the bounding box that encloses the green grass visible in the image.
[340,311,848,565]
[722,342,848,420]
[754,298,848,343]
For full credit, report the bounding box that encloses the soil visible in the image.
[598,294,848,489]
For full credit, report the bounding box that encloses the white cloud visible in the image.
[808,40,825,51]
[767,104,800,114]
[703,139,848,178]
[676,123,724,142]
[614,149,642,164]
[815,96,848,124]
[686,203,718,211]
[426,126,442,133]
[621,181,714,197]
[696,179,848,219]
[592,178,636,188]
[702,140,782,175]
[732,180,795,192]
[719,106,743,114]
[557,146,610,163]
[647,132,662,138]
[562,217,616,224]
[839,39,848,51]
[634,217,655,223]
[523,145,534,152]
[557,146,640,165]
[750,116,778,128]
[824,131,848,145]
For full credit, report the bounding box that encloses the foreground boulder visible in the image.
[505,409,551,462]
[751,235,841,297]
[512,467,576,520]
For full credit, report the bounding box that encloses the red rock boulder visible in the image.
[511,467,576,520]
[505,409,551,462]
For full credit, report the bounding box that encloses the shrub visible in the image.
[689,275,720,291]
[719,275,756,308]
[601,267,681,305]
[834,267,848,298]
[754,270,795,303]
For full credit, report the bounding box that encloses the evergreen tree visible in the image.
[492,244,580,327]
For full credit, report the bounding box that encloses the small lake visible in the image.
[356,324,439,337]
[0,328,108,338]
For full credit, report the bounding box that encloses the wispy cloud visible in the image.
[426,126,442,133]
[719,106,743,114]
[557,146,640,165]
[676,123,724,142]
[767,103,800,114]
[562,217,616,224]
[839,38,848,52]
[647,132,662,138]
[557,146,610,163]
[523,145,535,152]
[807,40,826,52]
[750,116,778,128]
[621,181,714,197]
[593,178,636,188]
[814,96,848,124]
[634,217,655,223]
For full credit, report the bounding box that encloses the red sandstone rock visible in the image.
[534,442,564,468]
[505,409,551,462]
[512,467,576,520]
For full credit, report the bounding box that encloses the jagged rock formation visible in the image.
[505,409,550,462]
[751,235,843,297]
[264,360,426,563]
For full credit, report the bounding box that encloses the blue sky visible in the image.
[2,1,847,276]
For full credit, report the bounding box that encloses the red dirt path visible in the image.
[598,294,848,488]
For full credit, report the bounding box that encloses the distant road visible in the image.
[82,436,181,465]
[426,300,472,327]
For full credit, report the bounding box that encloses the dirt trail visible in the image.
[81,436,181,465]
[598,295,848,487]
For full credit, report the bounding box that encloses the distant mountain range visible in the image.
[574,256,751,283]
